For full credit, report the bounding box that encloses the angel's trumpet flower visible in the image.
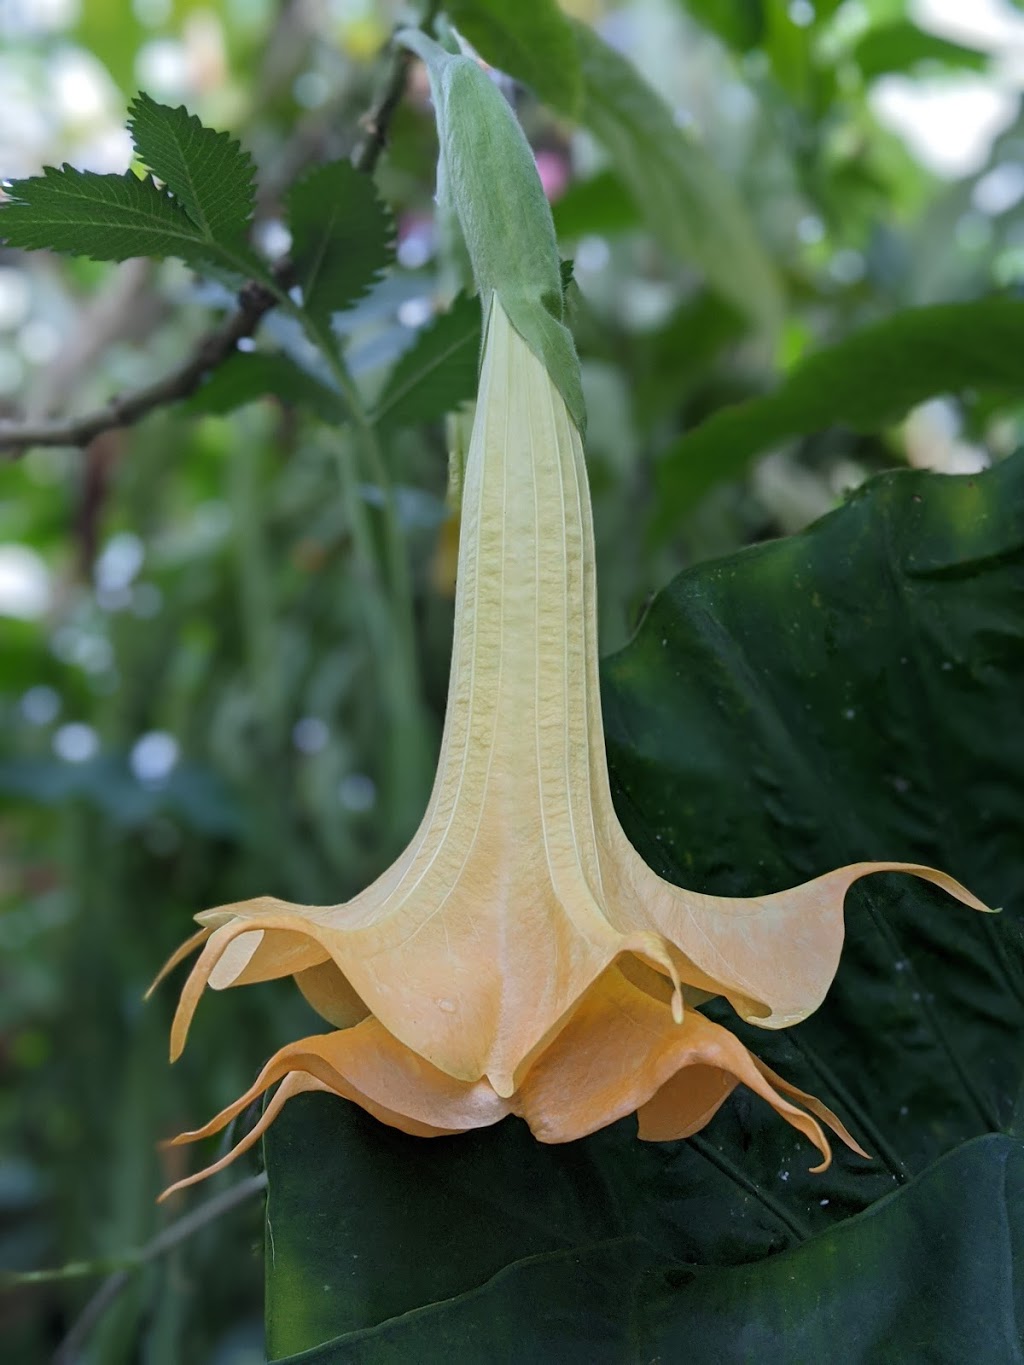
[156,297,988,1199]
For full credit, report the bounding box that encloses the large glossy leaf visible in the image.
[183,352,346,423]
[268,1129,1023,1362]
[654,297,1024,529]
[264,452,1024,1356]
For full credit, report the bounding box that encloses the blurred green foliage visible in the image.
[0,0,1022,1360]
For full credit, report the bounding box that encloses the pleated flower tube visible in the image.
[155,38,990,1199]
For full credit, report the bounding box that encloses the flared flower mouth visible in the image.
[155,297,990,1200]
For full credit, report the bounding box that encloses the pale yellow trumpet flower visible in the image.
[157,298,988,1199]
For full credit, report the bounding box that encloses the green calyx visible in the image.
[397,29,586,434]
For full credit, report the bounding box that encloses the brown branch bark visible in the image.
[0,278,280,456]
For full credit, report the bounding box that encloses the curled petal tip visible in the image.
[157,1132,193,1151]
[156,1175,198,1204]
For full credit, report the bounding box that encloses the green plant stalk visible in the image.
[211,242,430,838]
[280,290,431,833]
[296,303,416,652]
[326,422,429,837]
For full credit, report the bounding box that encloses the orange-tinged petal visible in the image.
[169,914,332,1060]
[293,960,370,1029]
[145,925,213,1000]
[207,927,328,990]
[515,963,863,1170]
[162,1021,511,1187]
[158,1072,326,1202]
[634,1065,737,1142]
[626,858,989,1028]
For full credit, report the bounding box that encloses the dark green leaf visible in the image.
[269,1131,1023,1363]
[676,0,763,51]
[373,293,480,429]
[182,352,346,423]
[0,98,267,280]
[0,165,245,271]
[127,93,257,245]
[853,21,988,78]
[445,0,583,117]
[552,168,640,240]
[571,20,783,333]
[285,162,395,334]
[264,453,1024,1356]
[655,296,1024,527]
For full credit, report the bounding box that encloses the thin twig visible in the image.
[47,1172,267,1365]
[354,39,415,175]
[0,276,281,456]
[0,23,420,458]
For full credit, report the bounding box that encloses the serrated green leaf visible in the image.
[127,92,256,245]
[182,352,346,423]
[654,296,1024,529]
[0,165,225,269]
[285,162,395,333]
[571,20,783,334]
[0,164,263,280]
[373,293,481,429]
[445,0,583,117]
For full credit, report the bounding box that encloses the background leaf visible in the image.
[127,93,257,246]
[445,0,583,117]
[373,292,480,429]
[263,451,1024,1356]
[182,352,346,423]
[285,161,395,334]
[677,0,763,52]
[655,297,1024,529]
[552,168,640,241]
[852,22,988,79]
[571,20,783,333]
